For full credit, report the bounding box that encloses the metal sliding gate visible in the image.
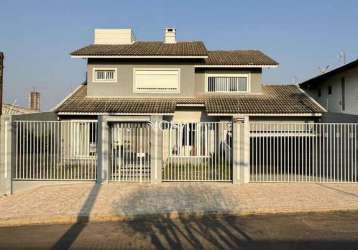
[14,120,98,180]
[110,122,151,182]
[161,121,233,182]
[250,123,358,183]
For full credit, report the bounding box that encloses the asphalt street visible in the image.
[0,212,357,249]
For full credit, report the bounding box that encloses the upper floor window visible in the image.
[328,86,332,95]
[93,68,117,82]
[206,74,249,93]
[134,68,180,93]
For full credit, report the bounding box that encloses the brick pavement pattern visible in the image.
[0,183,358,226]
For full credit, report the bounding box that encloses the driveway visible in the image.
[0,182,358,227]
[0,212,358,249]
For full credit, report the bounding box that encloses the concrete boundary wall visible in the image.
[12,112,58,121]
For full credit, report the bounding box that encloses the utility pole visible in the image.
[0,52,3,116]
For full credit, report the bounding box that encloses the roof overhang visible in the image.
[207,113,323,117]
[300,58,358,88]
[194,64,278,68]
[57,112,175,116]
[71,55,208,59]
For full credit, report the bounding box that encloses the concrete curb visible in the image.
[0,208,357,228]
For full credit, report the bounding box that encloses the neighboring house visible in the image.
[2,103,37,115]
[300,58,358,122]
[2,91,40,115]
[55,28,324,122]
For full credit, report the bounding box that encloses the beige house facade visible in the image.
[55,28,325,123]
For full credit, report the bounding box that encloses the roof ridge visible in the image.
[80,41,205,46]
[135,40,204,43]
[71,40,208,57]
[263,84,297,87]
[208,49,260,52]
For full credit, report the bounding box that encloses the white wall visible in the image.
[305,66,358,115]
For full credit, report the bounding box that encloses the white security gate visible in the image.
[250,123,358,183]
[161,121,232,181]
[14,120,98,180]
[110,122,151,182]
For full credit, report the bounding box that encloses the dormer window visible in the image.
[205,73,250,93]
[93,68,117,82]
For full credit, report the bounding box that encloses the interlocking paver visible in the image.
[0,182,358,226]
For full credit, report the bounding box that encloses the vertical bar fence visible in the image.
[14,120,98,180]
[250,123,358,183]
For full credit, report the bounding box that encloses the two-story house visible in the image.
[55,28,324,123]
[51,28,326,182]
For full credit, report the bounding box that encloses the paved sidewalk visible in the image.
[0,182,358,226]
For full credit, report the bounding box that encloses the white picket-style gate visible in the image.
[110,122,151,182]
[250,123,358,183]
[161,121,233,182]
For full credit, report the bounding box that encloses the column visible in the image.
[232,115,250,184]
[97,115,110,183]
[150,115,163,183]
[0,115,13,194]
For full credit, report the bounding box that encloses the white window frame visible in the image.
[205,73,250,93]
[133,68,181,93]
[93,68,117,83]
[66,120,98,158]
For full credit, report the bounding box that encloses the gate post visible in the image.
[0,115,14,195]
[150,116,163,183]
[232,115,250,184]
[97,115,109,183]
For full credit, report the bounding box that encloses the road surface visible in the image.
[0,212,357,249]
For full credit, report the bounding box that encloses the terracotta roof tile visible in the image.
[56,84,325,115]
[204,50,278,66]
[2,104,38,115]
[206,86,324,114]
[71,42,278,66]
[71,41,208,57]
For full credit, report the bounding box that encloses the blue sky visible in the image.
[1,0,357,110]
